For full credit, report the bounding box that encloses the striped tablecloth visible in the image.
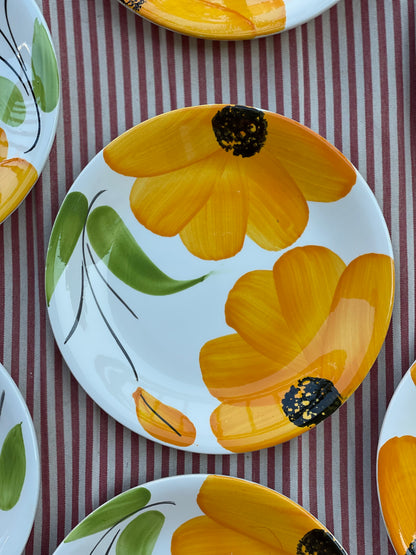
[3,0,412,552]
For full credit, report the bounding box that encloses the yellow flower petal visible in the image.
[129,153,221,237]
[325,253,394,397]
[200,333,284,402]
[410,361,416,386]
[0,128,7,161]
[103,106,220,177]
[179,153,249,260]
[265,113,356,202]
[378,436,416,554]
[0,158,38,223]
[245,151,309,250]
[171,515,278,554]
[132,387,196,447]
[273,246,346,350]
[225,269,304,363]
[210,393,300,452]
[197,475,327,552]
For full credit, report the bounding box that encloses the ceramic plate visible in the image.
[377,361,416,554]
[117,0,339,40]
[0,0,59,223]
[0,362,40,554]
[54,474,347,554]
[46,104,394,454]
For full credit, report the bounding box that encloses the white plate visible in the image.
[0,362,40,555]
[0,0,59,223]
[54,474,347,554]
[117,0,340,40]
[377,362,416,555]
[46,104,394,454]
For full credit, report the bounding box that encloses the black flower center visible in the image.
[211,105,268,158]
[122,0,145,11]
[281,377,342,428]
[297,529,347,555]
[407,540,416,555]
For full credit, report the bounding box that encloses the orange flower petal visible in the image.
[103,106,220,177]
[273,246,346,350]
[378,436,416,554]
[179,153,249,260]
[324,253,394,396]
[0,158,38,223]
[0,128,7,161]
[200,333,284,402]
[225,269,304,364]
[210,393,299,452]
[411,361,416,386]
[171,515,278,554]
[245,151,309,250]
[129,153,221,237]
[264,113,356,202]
[132,387,196,447]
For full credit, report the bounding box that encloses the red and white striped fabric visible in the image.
[1,0,411,552]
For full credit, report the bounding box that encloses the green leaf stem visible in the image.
[86,205,209,295]
[116,510,165,554]
[31,18,59,113]
[45,192,88,305]
[65,487,152,542]
[0,76,25,126]
[0,423,26,511]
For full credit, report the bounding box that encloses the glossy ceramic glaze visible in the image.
[0,363,40,555]
[54,474,347,554]
[118,0,340,40]
[46,104,394,454]
[0,0,59,223]
[377,361,416,555]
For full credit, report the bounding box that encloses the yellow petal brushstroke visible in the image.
[137,0,286,40]
[200,247,394,452]
[171,475,335,554]
[0,158,38,223]
[0,128,7,161]
[132,387,196,447]
[104,105,356,261]
[378,436,416,554]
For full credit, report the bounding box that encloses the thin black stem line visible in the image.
[0,390,5,420]
[104,530,120,554]
[0,55,28,94]
[89,501,176,554]
[64,265,85,344]
[5,0,26,71]
[140,392,182,437]
[0,30,28,93]
[82,190,138,381]
[87,244,138,320]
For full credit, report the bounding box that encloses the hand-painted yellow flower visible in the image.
[171,475,346,554]
[103,105,356,261]
[132,387,196,447]
[122,0,286,40]
[200,245,394,452]
[378,435,416,555]
[0,128,38,223]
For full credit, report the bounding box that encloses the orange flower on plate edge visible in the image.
[104,105,356,262]
[201,245,394,452]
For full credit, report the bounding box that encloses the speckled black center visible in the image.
[123,0,145,11]
[297,529,347,555]
[211,105,267,158]
[407,540,416,555]
[281,377,342,428]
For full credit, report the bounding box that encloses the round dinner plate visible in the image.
[0,0,59,223]
[117,0,340,40]
[45,104,394,454]
[377,361,416,555]
[0,362,40,555]
[54,474,347,554]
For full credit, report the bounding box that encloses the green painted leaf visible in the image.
[31,18,59,112]
[45,192,88,306]
[87,206,209,295]
[116,510,165,554]
[0,423,26,511]
[65,487,152,542]
[0,77,26,127]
